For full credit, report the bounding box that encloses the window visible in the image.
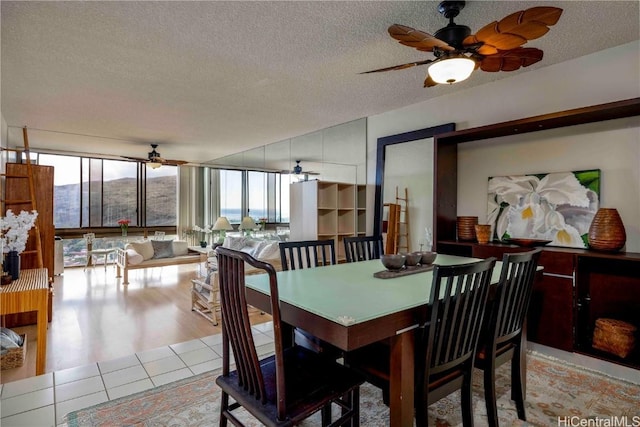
[37,153,176,229]
[146,165,178,226]
[102,159,137,226]
[248,171,267,220]
[219,169,243,223]
[218,169,289,224]
[37,154,81,228]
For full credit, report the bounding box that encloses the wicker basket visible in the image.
[457,216,478,241]
[592,318,636,358]
[1,334,26,370]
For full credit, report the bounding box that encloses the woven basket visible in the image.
[592,318,636,358]
[1,334,26,370]
[588,208,626,252]
[457,216,478,241]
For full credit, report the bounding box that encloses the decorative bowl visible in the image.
[417,251,437,265]
[380,254,406,271]
[402,252,422,267]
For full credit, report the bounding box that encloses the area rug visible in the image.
[63,351,640,426]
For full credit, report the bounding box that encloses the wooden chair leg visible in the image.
[351,387,360,427]
[483,361,499,427]
[512,345,527,420]
[461,372,475,427]
[219,391,229,427]
[321,404,331,426]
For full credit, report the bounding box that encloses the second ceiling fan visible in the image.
[122,144,188,168]
[363,1,563,87]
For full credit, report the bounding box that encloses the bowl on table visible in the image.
[402,252,423,267]
[417,251,437,265]
[380,254,406,271]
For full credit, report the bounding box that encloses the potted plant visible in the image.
[1,209,39,281]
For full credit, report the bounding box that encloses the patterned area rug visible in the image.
[63,351,640,426]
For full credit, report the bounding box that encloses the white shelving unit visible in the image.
[290,180,366,261]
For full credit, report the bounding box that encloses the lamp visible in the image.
[212,216,233,243]
[239,216,256,236]
[428,56,475,85]
[147,161,162,170]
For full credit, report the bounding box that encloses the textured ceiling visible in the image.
[1,1,639,164]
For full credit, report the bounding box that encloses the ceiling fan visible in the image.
[363,1,562,87]
[122,144,188,169]
[281,160,320,176]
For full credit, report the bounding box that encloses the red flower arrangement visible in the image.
[117,219,131,230]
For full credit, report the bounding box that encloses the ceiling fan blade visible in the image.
[122,155,149,162]
[465,7,562,53]
[361,59,434,74]
[479,48,543,72]
[164,159,188,166]
[388,24,454,53]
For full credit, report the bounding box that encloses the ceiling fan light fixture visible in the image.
[428,56,475,84]
[147,161,162,169]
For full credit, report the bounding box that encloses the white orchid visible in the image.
[488,172,598,248]
[0,210,39,254]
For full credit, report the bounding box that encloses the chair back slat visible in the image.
[344,235,383,263]
[217,247,287,418]
[422,258,496,376]
[493,249,542,347]
[279,239,336,270]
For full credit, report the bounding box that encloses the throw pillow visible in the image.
[128,241,154,260]
[151,240,174,259]
[125,249,144,265]
[223,236,247,251]
[257,241,280,260]
[172,240,189,256]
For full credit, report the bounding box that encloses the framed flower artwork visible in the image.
[487,169,600,248]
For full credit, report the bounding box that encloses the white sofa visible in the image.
[116,239,202,285]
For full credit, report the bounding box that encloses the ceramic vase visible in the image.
[3,250,20,281]
[588,208,626,252]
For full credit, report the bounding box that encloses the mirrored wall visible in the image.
[208,118,367,185]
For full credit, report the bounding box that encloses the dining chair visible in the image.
[279,239,336,270]
[475,248,542,427]
[279,239,340,357]
[83,233,115,271]
[152,231,165,240]
[215,247,363,427]
[344,235,383,263]
[346,257,496,427]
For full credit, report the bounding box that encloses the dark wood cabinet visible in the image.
[429,98,640,369]
[529,250,575,352]
[438,241,640,368]
[574,252,640,369]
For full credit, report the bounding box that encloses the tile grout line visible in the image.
[1,326,275,425]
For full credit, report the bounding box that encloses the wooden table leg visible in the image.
[389,329,415,427]
[35,290,48,375]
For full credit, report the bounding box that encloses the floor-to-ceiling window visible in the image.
[218,168,289,225]
[37,153,178,266]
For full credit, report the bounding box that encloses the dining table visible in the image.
[244,254,504,427]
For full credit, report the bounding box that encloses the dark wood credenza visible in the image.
[429,98,640,370]
[439,241,640,370]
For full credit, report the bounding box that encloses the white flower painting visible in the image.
[487,170,600,248]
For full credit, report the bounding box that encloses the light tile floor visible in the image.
[0,322,275,427]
